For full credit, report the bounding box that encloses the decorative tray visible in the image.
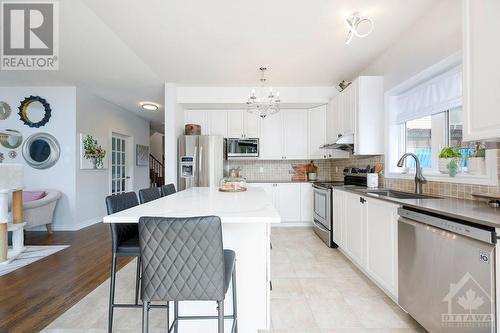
[218,187,247,192]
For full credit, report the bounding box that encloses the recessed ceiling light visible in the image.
[141,103,159,111]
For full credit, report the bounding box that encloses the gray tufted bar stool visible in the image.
[138,216,238,333]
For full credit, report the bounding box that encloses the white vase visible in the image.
[467,157,486,175]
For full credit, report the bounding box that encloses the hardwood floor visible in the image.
[0,223,131,333]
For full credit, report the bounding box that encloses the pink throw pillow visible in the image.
[23,191,47,203]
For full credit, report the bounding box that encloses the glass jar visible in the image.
[219,176,247,192]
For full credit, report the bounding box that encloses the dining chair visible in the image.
[138,216,238,333]
[105,191,141,333]
[160,183,176,197]
[138,187,161,204]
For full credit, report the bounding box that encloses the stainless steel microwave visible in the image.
[225,138,259,158]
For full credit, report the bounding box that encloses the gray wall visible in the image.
[75,89,150,228]
[0,86,78,229]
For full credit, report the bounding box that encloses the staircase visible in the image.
[149,154,164,187]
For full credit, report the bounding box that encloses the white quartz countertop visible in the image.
[103,187,281,224]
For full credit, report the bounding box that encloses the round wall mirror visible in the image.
[0,101,11,120]
[18,96,52,128]
[22,133,60,169]
[0,129,22,149]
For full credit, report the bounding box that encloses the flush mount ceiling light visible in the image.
[140,103,159,111]
[246,67,281,119]
[345,12,374,44]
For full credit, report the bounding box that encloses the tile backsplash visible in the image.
[227,149,500,202]
[224,159,333,182]
[330,150,500,201]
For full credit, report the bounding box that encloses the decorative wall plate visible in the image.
[0,129,23,149]
[0,101,11,120]
[22,133,60,169]
[18,96,52,128]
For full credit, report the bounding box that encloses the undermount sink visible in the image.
[364,189,441,200]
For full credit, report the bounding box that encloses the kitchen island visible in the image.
[103,187,280,333]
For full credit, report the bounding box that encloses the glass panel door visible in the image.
[111,135,127,194]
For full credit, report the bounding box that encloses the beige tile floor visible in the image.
[42,227,426,333]
[267,227,426,333]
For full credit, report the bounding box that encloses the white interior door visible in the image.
[111,134,131,195]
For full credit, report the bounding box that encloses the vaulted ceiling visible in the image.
[0,0,438,129]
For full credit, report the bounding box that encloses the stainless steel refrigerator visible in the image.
[178,135,224,191]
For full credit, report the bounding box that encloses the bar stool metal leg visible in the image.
[142,302,149,333]
[217,300,224,333]
[174,301,179,333]
[232,265,238,333]
[135,256,141,305]
[108,253,117,333]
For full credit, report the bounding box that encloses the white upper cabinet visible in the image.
[260,112,284,159]
[326,99,338,143]
[283,109,309,160]
[309,105,327,159]
[227,111,261,138]
[207,110,228,136]
[326,76,384,155]
[463,0,500,141]
[244,112,261,138]
[227,111,244,138]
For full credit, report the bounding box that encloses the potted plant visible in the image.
[467,142,486,175]
[83,135,106,169]
[438,147,462,175]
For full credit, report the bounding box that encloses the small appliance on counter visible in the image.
[367,173,378,188]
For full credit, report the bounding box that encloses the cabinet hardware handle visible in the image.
[360,197,366,204]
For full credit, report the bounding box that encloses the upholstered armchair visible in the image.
[23,190,61,233]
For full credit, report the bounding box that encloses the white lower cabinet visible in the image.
[277,183,301,222]
[332,189,345,247]
[247,182,313,224]
[343,192,366,266]
[333,190,399,300]
[365,199,399,297]
[300,183,313,222]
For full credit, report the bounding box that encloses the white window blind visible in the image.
[392,66,462,124]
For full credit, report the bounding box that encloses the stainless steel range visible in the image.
[312,172,368,247]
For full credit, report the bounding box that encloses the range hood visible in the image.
[320,133,354,151]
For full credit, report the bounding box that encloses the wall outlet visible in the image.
[259,167,264,173]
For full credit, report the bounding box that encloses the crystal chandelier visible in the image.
[246,67,281,118]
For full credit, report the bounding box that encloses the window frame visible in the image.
[384,54,498,186]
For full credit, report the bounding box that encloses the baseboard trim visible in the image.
[274,222,313,227]
[27,216,103,232]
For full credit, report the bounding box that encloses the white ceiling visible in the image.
[0,0,437,129]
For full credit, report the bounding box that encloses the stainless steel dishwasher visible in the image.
[398,207,496,333]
